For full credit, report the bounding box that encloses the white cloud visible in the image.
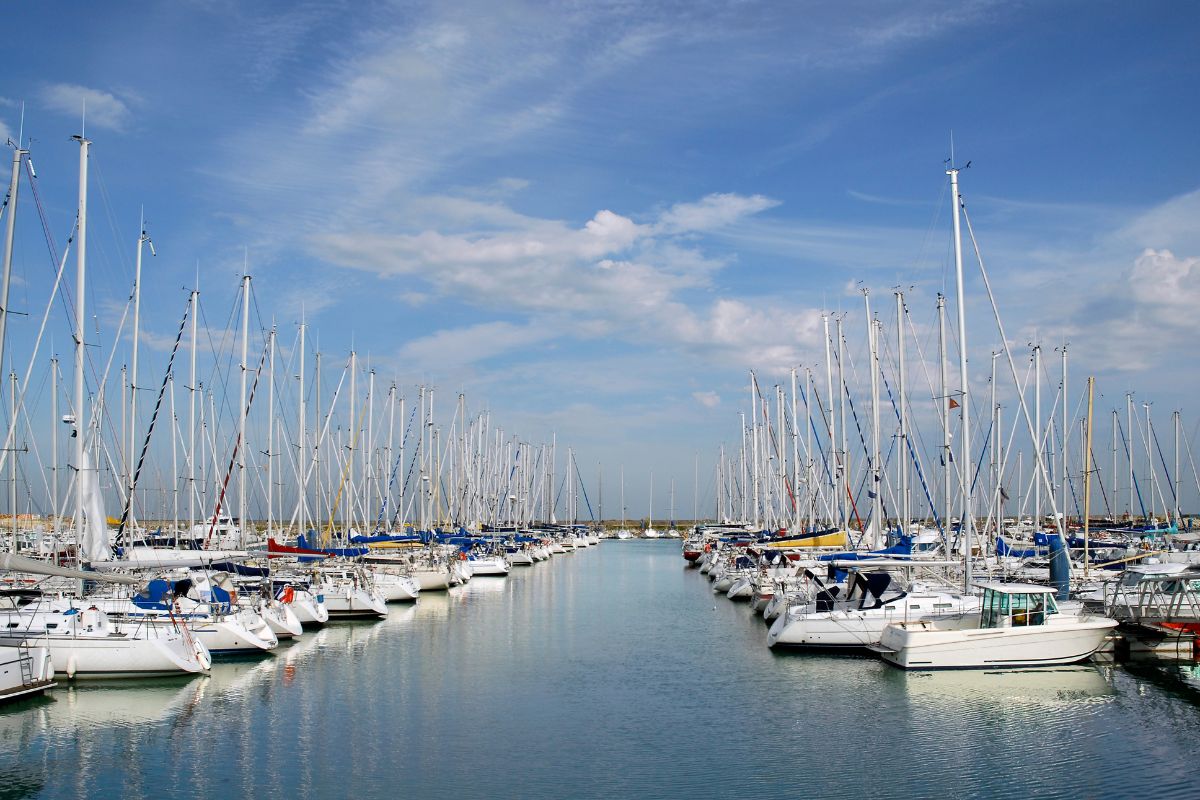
[40,83,132,131]
[398,320,557,370]
[1128,249,1200,318]
[657,193,780,233]
[693,390,721,408]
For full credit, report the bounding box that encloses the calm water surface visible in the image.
[2,541,1199,799]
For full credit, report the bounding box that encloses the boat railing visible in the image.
[1104,573,1200,622]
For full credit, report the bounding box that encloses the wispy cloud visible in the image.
[40,83,133,131]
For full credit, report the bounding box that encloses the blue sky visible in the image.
[3,1,1199,522]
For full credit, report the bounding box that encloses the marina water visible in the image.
[2,541,1199,799]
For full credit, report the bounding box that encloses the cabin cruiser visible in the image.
[871,583,1117,669]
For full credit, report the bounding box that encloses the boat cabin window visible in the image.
[981,589,1058,628]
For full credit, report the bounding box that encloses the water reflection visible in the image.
[894,665,1117,707]
[1,545,1199,800]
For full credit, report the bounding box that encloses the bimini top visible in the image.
[974,581,1057,595]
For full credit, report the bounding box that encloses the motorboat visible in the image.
[871,582,1118,669]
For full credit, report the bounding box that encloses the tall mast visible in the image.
[1083,376,1095,577]
[938,294,950,540]
[620,464,625,528]
[266,325,276,536]
[1145,403,1154,521]
[1127,393,1134,520]
[836,316,849,534]
[750,371,759,528]
[128,213,151,536]
[649,470,654,529]
[72,134,90,555]
[1174,410,1181,527]
[790,367,799,532]
[989,352,999,540]
[1111,409,1118,523]
[348,350,356,534]
[238,272,250,545]
[385,382,395,530]
[297,317,307,534]
[9,371,16,547]
[51,357,59,537]
[1034,344,1043,527]
[863,289,881,545]
[948,164,973,589]
[0,141,27,402]
[805,368,815,532]
[169,374,178,534]
[418,385,427,530]
[1060,344,1068,524]
[895,289,908,534]
[187,288,198,535]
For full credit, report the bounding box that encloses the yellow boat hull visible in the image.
[761,531,848,548]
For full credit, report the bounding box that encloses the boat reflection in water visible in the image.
[892,664,1117,707]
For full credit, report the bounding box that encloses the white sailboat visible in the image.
[615,466,632,539]
[0,641,55,703]
[643,472,661,538]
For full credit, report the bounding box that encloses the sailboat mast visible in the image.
[72,134,89,555]
[0,142,26,400]
[1060,344,1068,524]
[895,290,908,534]
[1083,376,1095,577]
[863,289,881,544]
[266,326,275,537]
[1127,393,1134,520]
[750,372,759,528]
[948,164,973,589]
[51,357,59,537]
[1034,343,1042,528]
[238,272,250,545]
[297,318,307,534]
[837,316,849,535]
[938,294,950,541]
[1174,410,1181,526]
[188,288,198,536]
[128,213,149,536]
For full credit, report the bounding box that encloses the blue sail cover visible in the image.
[296,533,369,557]
[996,537,1038,558]
[348,533,424,544]
[132,578,174,610]
[816,535,914,562]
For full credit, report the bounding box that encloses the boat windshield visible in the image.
[980,589,1058,629]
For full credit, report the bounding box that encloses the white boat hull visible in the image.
[0,643,55,701]
[874,616,1118,669]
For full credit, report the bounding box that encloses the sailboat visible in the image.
[615,466,632,539]
[666,479,680,538]
[0,135,210,679]
[643,472,661,538]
